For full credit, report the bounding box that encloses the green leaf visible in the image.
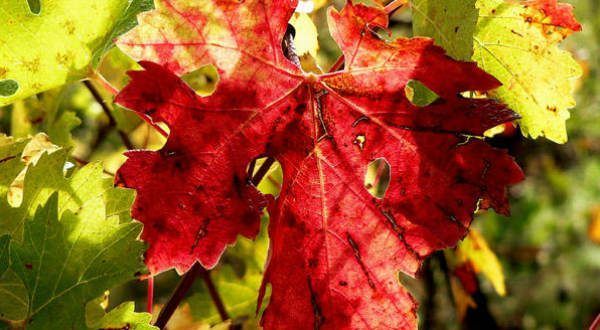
[473,0,581,143]
[411,0,478,61]
[0,190,145,329]
[0,135,147,328]
[92,0,156,67]
[86,300,157,330]
[0,135,132,240]
[0,0,153,106]
[0,236,8,276]
[10,89,81,147]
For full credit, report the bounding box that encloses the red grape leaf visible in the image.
[115,1,524,328]
[525,0,582,32]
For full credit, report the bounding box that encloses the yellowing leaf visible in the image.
[484,124,507,138]
[0,0,153,106]
[289,13,320,58]
[588,207,600,245]
[296,0,329,13]
[7,133,60,207]
[473,0,582,143]
[450,277,477,321]
[457,229,506,296]
[411,0,582,143]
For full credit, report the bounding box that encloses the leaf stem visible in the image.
[147,276,154,314]
[590,313,600,330]
[90,71,119,96]
[328,55,346,73]
[83,80,135,150]
[421,258,436,330]
[154,263,204,329]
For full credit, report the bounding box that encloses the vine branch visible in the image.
[154,263,206,329]
[153,157,275,329]
[83,80,135,150]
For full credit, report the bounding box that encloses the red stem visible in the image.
[591,313,600,330]
[328,55,346,72]
[91,71,119,96]
[147,276,154,314]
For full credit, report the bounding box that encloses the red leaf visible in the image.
[116,1,524,328]
[525,0,582,31]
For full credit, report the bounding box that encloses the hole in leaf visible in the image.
[460,90,486,99]
[0,79,19,97]
[364,158,391,199]
[181,65,219,96]
[247,157,283,197]
[354,134,366,150]
[405,80,439,107]
[27,0,41,14]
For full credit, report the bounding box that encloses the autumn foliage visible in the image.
[0,0,585,329]
[114,1,531,328]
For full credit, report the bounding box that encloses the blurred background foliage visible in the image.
[0,0,598,329]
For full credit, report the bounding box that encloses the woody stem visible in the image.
[153,158,275,329]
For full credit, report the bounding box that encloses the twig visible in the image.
[435,251,456,308]
[251,157,276,186]
[83,80,135,150]
[421,258,436,330]
[154,263,205,329]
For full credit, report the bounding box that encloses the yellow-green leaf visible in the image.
[457,229,506,296]
[411,0,582,143]
[473,0,582,143]
[411,0,478,61]
[0,0,153,106]
[86,300,157,330]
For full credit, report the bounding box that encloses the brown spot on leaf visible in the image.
[24,58,40,73]
[63,20,76,35]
